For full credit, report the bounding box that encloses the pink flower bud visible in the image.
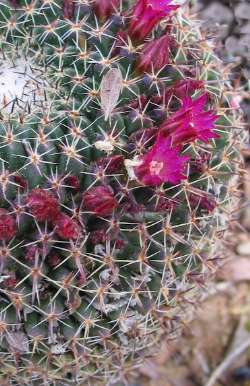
[136,34,174,73]
[128,0,178,42]
[0,209,16,241]
[26,189,60,222]
[25,245,40,263]
[2,273,18,288]
[83,186,118,217]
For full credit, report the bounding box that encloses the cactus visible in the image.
[0,0,245,385]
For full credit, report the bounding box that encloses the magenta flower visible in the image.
[160,93,219,145]
[128,0,179,42]
[136,34,174,73]
[93,0,119,21]
[134,135,188,186]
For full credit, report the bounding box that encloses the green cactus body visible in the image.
[0,0,245,385]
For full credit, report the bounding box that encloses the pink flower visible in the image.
[136,34,174,73]
[26,189,60,222]
[53,213,81,240]
[134,135,188,186]
[128,0,179,42]
[160,94,219,145]
[0,209,16,241]
[93,0,119,20]
[83,186,118,216]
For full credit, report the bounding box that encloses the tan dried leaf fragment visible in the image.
[100,68,123,121]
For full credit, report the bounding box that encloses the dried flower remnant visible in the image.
[100,68,123,121]
[53,213,81,240]
[95,155,124,174]
[93,0,119,21]
[189,191,217,213]
[83,186,118,216]
[0,209,16,241]
[26,189,60,222]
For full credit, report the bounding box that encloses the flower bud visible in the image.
[128,0,178,42]
[136,35,174,73]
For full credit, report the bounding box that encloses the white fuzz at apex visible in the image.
[0,56,45,113]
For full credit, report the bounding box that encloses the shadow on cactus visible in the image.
[0,0,245,384]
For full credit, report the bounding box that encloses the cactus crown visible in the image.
[0,0,244,384]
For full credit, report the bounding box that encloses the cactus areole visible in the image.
[0,0,244,384]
